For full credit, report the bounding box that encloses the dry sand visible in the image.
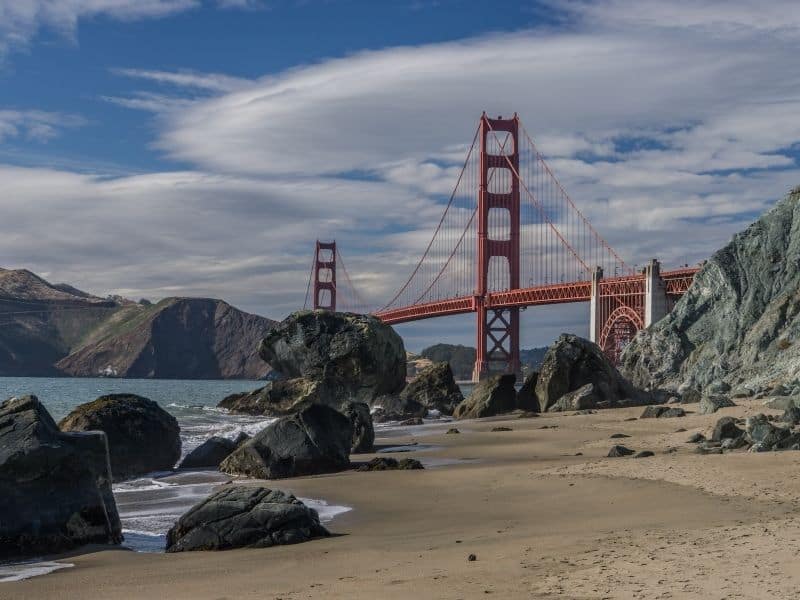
[8,398,800,599]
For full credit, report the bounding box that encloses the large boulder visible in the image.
[454,374,517,419]
[0,395,122,558]
[711,416,745,442]
[399,362,463,416]
[536,334,648,412]
[220,404,352,479]
[621,188,800,393]
[516,371,541,412]
[59,393,181,481]
[258,310,406,406]
[166,486,329,552]
[180,436,242,470]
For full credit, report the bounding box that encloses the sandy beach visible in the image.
[8,399,800,600]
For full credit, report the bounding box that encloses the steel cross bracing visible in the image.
[308,113,700,377]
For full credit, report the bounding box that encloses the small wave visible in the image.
[122,530,167,554]
[0,560,73,583]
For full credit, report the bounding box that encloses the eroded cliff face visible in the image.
[621,187,800,392]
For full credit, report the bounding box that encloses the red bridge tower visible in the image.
[473,114,521,380]
[313,240,336,311]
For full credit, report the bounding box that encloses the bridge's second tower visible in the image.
[313,240,336,311]
[473,114,521,380]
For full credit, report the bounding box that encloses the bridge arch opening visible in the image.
[598,305,644,365]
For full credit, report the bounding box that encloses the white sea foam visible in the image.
[113,477,178,493]
[0,560,73,582]
[300,498,353,523]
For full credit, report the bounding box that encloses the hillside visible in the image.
[0,268,276,379]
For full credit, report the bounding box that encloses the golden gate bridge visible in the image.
[304,113,698,380]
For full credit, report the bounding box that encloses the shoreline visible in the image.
[8,398,800,598]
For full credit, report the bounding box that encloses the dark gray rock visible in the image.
[370,393,426,423]
[608,445,635,457]
[446,428,460,434]
[399,362,463,416]
[640,405,686,419]
[342,401,374,454]
[179,436,237,469]
[621,188,800,393]
[633,450,655,458]
[454,374,517,419]
[59,393,181,481]
[781,406,800,425]
[610,433,631,439]
[746,413,792,450]
[711,417,745,442]
[516,371,540,413]
[687,432,706,443]
[218,377,323,416]
[0,395,122,558]
[698,395,736,415]
[258,310,406,406]
[357,457,424,471]
[536,334,649,412]
[220,404,352,479]
[547,383,601,412]
[165,486,329,552]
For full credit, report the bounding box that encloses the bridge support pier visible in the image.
[644,258,667,327]
[589,266,603,343]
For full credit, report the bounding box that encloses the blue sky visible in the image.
[1,0,799,352]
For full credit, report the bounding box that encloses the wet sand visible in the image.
[9,399,800,599]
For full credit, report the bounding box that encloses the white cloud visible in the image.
[111,68,253,93]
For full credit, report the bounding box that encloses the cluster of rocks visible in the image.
[687,408,800,454]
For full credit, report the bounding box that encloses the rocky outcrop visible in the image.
[454,374,517,419]
[0,395,122,558]
[166,486,329,552]
[59,394,181,481]
[516,371,540,412]
[399,362,463,416]
[179,435,250,470]
[745,414,800,451]
[622,188,800,393]
[259,310,406,405]
[711,417,745,442]
[220,404,352,479]
[537,334,649,412]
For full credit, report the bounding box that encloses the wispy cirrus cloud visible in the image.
[111,68,253,93]
[0,109,85,143]
[0,0,199,59]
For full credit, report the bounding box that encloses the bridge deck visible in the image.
[374,268,699,325]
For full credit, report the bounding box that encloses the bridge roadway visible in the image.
[374,267,699,325]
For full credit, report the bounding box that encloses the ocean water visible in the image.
[0,377,274,458]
